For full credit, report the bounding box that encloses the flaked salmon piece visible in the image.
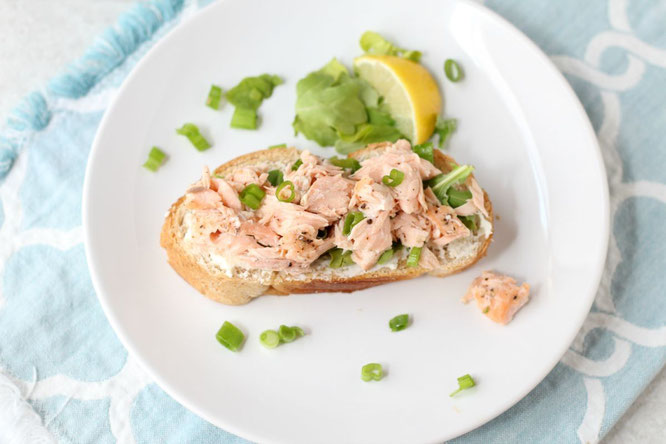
[452,178,487,217]
[282,234,336,265]
[463,271,530,325]
[184,206,241,244]
[468,177,489,218]
[226,167,268,192]
[333,221,354,251]
[418,246,440,270]
[242,247,296,270]
[353,141,440,214]
[185,189,222,210]
[285,151,345,187]
[454,200,477,216]
[300,151,344,176]
[349,211,393,270]
[392,212,430,247]
[426,206,471,246]
[424,187,441,207]
[200,166,212,189]
[349,177,395,218]
[257,194,329,239]
[211,177,242,211]
[239,221,280,247]
[301,175,353,222]
[214,232,259,255]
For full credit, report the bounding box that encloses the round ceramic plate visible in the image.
[83,0,609,442]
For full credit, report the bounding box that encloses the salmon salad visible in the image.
[178,140,492,277]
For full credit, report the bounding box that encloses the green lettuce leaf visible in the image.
[293,60,369,146]
[335,123,403,154]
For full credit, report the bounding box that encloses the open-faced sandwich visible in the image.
[161,140,493,305]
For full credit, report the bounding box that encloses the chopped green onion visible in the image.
[458,215,478,232]
[378,242,402,265]
[406,247,422,267]
[268,143,287,149]
[377,248,394,265]
[260,330,280,349]
[482,306,490,314]
[329,248,354,268]
[447,189,473,208]
[444,59,464,82]
[343,211,365,236]
[278,325,302,343]
[360,31,422,63]
[206,85,223,109]
[215,321,244,352]
[267,169,284,186]
[329,156,361,173]
[450,374,476,397]
[260,326,305,348]
[382,169,405,187]
[412,142,434,164]
[389,314,410,332]
[230,107,257,129]
[361,363,384,382]
[428,165,474,205]
[291,159,303,171]
[276,180,295,203]
[239,183,265,210]
[402,50,423,62]
[434,117,457,148]
[225,74,282,110]
[142,147,167,172]
[176,123,211,151]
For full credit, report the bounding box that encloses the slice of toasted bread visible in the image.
[160,143,493,305]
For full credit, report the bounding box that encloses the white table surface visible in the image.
[0,1,663,442]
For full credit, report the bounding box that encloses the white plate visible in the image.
[83,0,609,442]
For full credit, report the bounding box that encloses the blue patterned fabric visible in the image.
[0,0,664,442]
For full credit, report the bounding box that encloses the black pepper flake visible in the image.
[367,219,373,224]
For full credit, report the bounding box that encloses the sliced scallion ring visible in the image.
[278,325,299,343]
[259,330,280,349]
[267,169,284,186]
[142,147,167,172]
[176,123,211,151]
[276,180,295,203]
[361,363,384,382]
[230,107,257,129]
[215,321,244,352]
[377,248,394,265]
[450,374,476,396]
[206,85,223,109]
[239,183,265,209]
[389,314,410,332]
[444,59,464,82]
[406,247,422,267]
[382,169,404,187]
[342,211,365,236]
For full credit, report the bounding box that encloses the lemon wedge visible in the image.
[354,55,442,145]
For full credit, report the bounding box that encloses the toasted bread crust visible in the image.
[160,143,493,304]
